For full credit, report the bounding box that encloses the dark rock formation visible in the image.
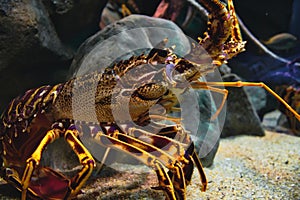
[0,0,107,112]
[220,73,265,137]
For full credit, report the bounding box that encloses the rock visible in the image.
[43,0,108,48]
[69,14,221,167]
[193,89,220,167]
[69,14,192,76]
[0,0,73,112]
[219,64,268,120]
[0,0,73,69]
[221,73,265,137]
[262,109,300,135]
[262,109,289,132]
[244,86,268,118]
[0,0,108,112]
[41,137,79,170]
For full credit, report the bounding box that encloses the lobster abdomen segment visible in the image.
[0,84,64,175]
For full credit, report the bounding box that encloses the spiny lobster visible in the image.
[278,85,300,134]
[0,0,300,200]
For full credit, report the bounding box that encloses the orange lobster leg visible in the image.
[192,81,300,122]
[64,129,95,197]
[90,126,208,200]
[119,123,207,191]
[191,82,228,120]
[21,127,95,200]
[94,130,180,199]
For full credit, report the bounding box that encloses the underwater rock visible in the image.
[228,49,300,132]
[194,89,220,167]
[262,109,290,132]
[99,0,207,40]
[0,0,73,112]
[0,0,106,112]
[69,14,220,167]
[244,86,268,117]
[221,73,265,137]
[43,0,107,48]
[0,0,73,70]
[218,64,265,137]
[69,14,193,76]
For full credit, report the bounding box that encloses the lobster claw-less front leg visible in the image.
[88,122,207,200]
[154,125,207,193]
[21,122,95,200]
[139,123,207,192]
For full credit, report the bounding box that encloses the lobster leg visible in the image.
[21,128,61,200]
[191,82,228,120]
[127,126,188,199]
[158,133,207,191]
[89,124,207,199]
[63,128,95,197]
[191,151,207,191]
[3,169,41,199]
[21,126,95,200]
[124,123,207,192]
[154,161,180,200]
[192,81,300,121]
[94,130,182,199]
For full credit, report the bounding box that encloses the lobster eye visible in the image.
[165,63,175,82]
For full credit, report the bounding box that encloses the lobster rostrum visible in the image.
[1,0,300,200]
